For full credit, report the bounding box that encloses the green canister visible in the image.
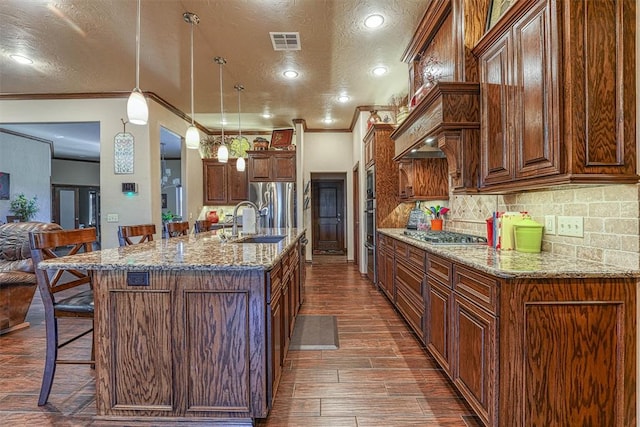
[513,218,544,253]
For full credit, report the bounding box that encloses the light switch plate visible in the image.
[106,213,119,223]
[544,215,556,235]
[557,216,583,237]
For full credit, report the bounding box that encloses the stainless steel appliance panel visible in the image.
[249,182,296,229]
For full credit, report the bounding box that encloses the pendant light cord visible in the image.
[190,19,194,126]
[135,0,141,90]
[236,84,243,138]
[217,58,226,140]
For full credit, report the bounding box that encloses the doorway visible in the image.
[352,163,359,268]
[52,184,101,238]
[311,175,346,256]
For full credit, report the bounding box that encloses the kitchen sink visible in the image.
[233,235,286,244]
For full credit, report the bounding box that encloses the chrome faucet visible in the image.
[232,201,259,237]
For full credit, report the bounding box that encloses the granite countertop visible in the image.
[38,228,306,272]
[378,228,640,279]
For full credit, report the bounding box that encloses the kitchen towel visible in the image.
[242,208,256,234]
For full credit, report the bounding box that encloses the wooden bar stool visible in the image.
[29,227,97,406]
[165,221,190,238]
[194,220,213,234]
[117,224,156,246]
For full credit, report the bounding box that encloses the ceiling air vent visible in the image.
[270,32,301,51]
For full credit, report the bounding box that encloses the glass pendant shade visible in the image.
[218,144,229,163]
[236,156,245,172]
[185,125,200,149]
[127,90,148,125]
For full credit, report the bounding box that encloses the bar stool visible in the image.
[165,221,190,238]
[117,224,156,246]
[29,227,97,406]
[194,220,213,234]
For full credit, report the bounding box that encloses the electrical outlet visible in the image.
[106,213,119,223]
[544,215,556,235]
[557,215,583,237]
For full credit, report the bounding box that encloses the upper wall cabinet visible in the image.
[203,159,248,205]
[247,151,296,182]
[473,0,638,192]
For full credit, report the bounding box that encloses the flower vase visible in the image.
[207,210,219,223]
[431,219,443,231]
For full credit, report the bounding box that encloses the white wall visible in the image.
[352,111,371,274]
[0,131,52,222]
[303,132,354,261]
[52,159,100,186]
[0,97,194,248]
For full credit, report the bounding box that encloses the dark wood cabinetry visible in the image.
[202,159,248,205]
[426,254,453,376]
[364,124,401,228]
[474,0,638,191]
[378,232,635,427]
[376,234,395,301]
[398,158,449,201]
[247,151,296,182]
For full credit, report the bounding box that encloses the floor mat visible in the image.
[289,315,339,350]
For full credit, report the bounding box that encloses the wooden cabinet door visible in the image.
[382,248,395,302]
[203,160,228,205]
[512,0,560,179]
[248,153,272,181]
[268,292,283,408]
[426,277,452,376]
[364,138,374,169]
[272,153,296,181]
[479,31,513,186]
[453,293,497,427]
[228,165,248,203]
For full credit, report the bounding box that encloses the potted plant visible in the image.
[9,193,39,222]
[427,205,449,231]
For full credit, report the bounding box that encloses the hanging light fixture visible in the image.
[183,12,200,149]
[127,0,148,125]
[215,56,229,163]
[234,83,246,172]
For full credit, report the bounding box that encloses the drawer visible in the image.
[396,285,425,340]
[453,265,499,315]
[427,254,452,287]
[268,262,282,303]
[395,240,426,270]
[378,233,392,249]
[395,258,424,301]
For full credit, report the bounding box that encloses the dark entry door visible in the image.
[312,180,344,255]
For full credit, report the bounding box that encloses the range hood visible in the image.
[404,136,446,159]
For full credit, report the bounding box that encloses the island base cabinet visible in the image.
[94,269,268,423]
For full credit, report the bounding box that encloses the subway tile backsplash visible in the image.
[446,184,640,269]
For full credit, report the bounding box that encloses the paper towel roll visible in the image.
[242,208,256,234]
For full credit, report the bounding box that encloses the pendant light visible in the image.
[215,56,229,163]
[234,84,246,172]
[127,0,148,125]
[183,12,200,149]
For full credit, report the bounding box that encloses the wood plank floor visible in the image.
[0,259,480,426]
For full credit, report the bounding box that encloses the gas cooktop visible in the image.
[403,230,488,245]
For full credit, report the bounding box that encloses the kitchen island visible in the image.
[39,228,306,425]
[377,228,638,427]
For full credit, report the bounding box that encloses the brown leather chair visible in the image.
[117,224,156,246]
[194,219,213,234]
[165,221,190,238]
[29,227,97,406]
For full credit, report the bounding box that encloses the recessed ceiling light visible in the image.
[372,66,387,76]
[337,95,350,103]
[322,118,333,124]
[262,112,273,119]
[10,54,33,65]
[283,70,299,79]
[364,14,384,28]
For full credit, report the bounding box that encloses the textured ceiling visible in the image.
[0,0,428,136]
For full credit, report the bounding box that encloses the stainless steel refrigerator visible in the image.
[249,182,296,229]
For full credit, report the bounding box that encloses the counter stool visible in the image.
[194,220,213,234]
[165,221,190,238]
[117,224,156,246]
[29,227,97,406]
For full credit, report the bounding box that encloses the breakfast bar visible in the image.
[38,228,306,425]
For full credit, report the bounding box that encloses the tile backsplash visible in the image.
[445,184,640,269]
